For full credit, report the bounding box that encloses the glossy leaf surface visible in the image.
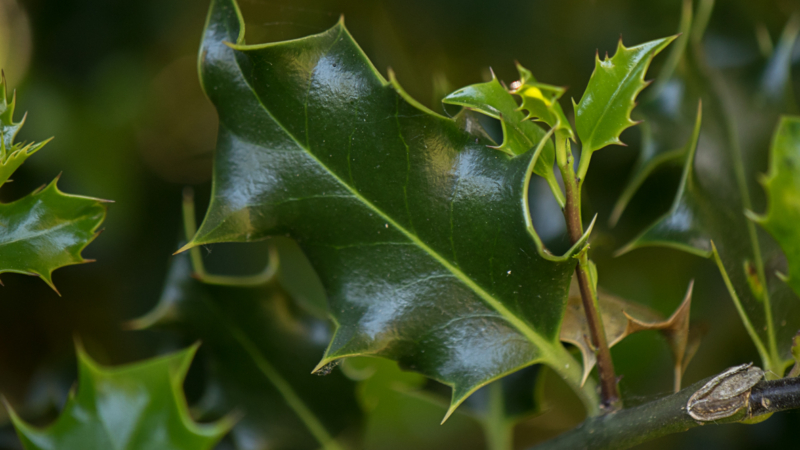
[186,0,595,416]
[0,76,107,291]
[442,76,560,200]
[574,35,675,177]
[8,345,232,450]
[0,180,107,291]
[749,117,800,298]
[133,236,362,450]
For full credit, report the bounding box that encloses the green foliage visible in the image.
[574,35,676,179]
[749,117,800,299]
[0,75,107,292]
[442,75,561,204]
[511,63,573,142]
[618,5,800,376]
[8,345,233,450]
[132,227,363,449]
[184,0,600,418]
[608,0,694,226]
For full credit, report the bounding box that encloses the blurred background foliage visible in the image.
[0,0,798,448]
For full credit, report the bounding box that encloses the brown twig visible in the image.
[559,138,621,410]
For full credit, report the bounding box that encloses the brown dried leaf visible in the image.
[560,279,701,391]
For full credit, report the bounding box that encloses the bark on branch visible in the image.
[531,372,800,450]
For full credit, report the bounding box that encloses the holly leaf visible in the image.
[0,75,107,292]
[442,74,563,205]
[510,63,573,142]
[561,276,701,391]
[131,232,363,450]
[574,35,676,178]
[618,56,800,374]
[748,117,800,298]
[183,0,597,419]
[6,345,233,450]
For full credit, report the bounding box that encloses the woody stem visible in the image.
[557,137,620,411]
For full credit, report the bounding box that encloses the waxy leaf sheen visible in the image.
[0,75,107,292]
[575,35,676,178]
[185,0,596,417]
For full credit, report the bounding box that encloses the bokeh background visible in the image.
[0,0,799,448]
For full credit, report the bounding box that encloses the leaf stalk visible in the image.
[557,138,621,411]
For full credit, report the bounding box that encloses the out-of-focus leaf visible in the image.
[0,76,107,292]
[183,0,598,419]
[561,277,700,391]
[132,230,362,449]
[748,117,800,297]
[7,345,233,450]
[609,0,695,226]
[442,74,562,204]
[341,358,485,450]
[574,35,676,178]
[345,357,542,449]
[787,332,800,377]
[759,14,800,107]
[618,40,800,375]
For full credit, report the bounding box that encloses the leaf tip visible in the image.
[441,404,458,424]
[174,242,197,255]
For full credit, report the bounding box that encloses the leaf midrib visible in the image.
[0,214,75,247]
[226,43,557,355]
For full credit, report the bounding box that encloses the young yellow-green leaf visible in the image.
[184,0,598,419]
[0,76,107,292]
[574,35,676,178]
[7,345,233,450]
[510,63,573,141]
[748,117,800,298]
[442,75,562,205]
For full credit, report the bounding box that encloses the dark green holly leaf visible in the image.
[442,74,562,205]
[574,35,676,178]
[132,221,362,449]
[7,345,233,450]
[0,75,107,292]
[748,117,800,298]
[183,0,598,419]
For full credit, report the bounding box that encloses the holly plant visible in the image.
[7,0,800,449]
